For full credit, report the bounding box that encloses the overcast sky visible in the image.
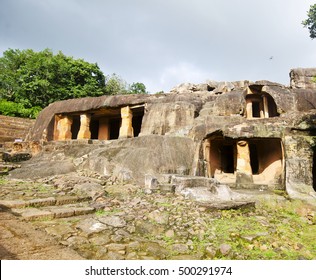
[0,0,315,93]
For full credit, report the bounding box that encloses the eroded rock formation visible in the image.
[4,68,316,202]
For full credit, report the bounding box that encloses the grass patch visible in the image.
[157,202,173,208]
[95,208,121,216]
[193,200,316,259]
[0,177,9,184]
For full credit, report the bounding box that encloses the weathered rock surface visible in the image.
[9,135,195,185]
[290,68,316,89]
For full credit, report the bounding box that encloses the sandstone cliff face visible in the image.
[9,136,195,185]
[7,68,316,201]
[140,102,196,136]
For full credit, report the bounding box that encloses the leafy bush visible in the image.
[0,99,41,118]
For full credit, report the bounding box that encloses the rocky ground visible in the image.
[1,170,316,260]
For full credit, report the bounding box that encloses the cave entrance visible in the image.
[131,106,145,137]
[53,104,145,141]
[246,92,279,119]
[248,138,283,185]
[252,102,261,118]
[249,143,259,174]
[109,118,121,140]
[206,136,236,178]
[71,115,80,139]
[221,145,235,173]
[90,119,99,140]
[204,135,283,187]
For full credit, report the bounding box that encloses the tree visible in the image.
[128,82,147,94]
[104,74,148,95]
[0,48,106,109]
[104,73,128,95]
[302,4,316,39]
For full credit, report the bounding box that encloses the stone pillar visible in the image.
[53,115,61,141]
[236,140,253,184]
[119,106,134,138]
[263,95,269,118]
[98,118,110,140]
[56,116,73,140]
[77,114,91,139]
[246,99,253,119]
[203,139,211,177]
[259,101,264,118]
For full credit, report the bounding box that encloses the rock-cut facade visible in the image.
[8,68,316,201]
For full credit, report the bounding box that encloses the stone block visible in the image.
[144,175,159,193]
[159,184,175,193]
[15,208,55,221]
[74,206,95,216]
[48,207,75,218]
[55,196,90,205]
[28,197,56,207]
[0,200,28,209]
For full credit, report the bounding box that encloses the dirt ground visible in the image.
[0,209,83,260]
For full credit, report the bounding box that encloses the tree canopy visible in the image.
[104,74,147,95]
[0,49,106,109]
[302,4,316,39]
[0,48,148,118]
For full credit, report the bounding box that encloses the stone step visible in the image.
[0,195,91,209]
[158,184,175,193]
[11,203,96,221]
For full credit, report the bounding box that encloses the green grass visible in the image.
[95,208,121,216]
[201,200,316,259]
[0,177,9,184]
[137,199,316,260]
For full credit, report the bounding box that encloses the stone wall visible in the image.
[0,115,35,144]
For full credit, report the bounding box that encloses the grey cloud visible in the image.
[0,0,315,93]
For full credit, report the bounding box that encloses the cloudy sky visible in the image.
[0,0,315,93]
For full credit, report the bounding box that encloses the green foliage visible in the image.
[128,82,147,94]
[302,4,316,39]
[0,99,41,118]
[0,48,150,118]
[104,74,148,95]
[104,73,128,95]
[0,48,106,112]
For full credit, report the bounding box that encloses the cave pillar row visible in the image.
[119,106,134,138]
[56,115,73,140]
[236,140,253,183]
[77,114,91,139]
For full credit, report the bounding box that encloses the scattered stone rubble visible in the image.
[4,165,304,260]
[0,171,284,260]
